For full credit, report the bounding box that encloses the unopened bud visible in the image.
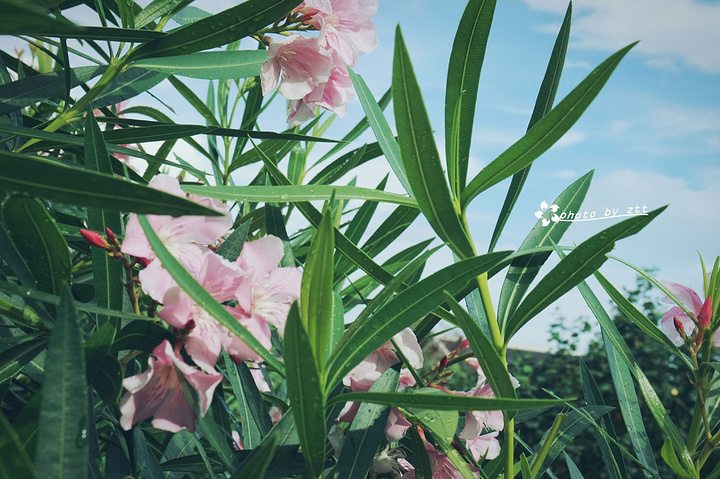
[439,355,448,371]
[80,229,110,249]
[459,339,470,350]
[105,227,117,243]
[674,317,689,341]
[135,257,151,268]
[698,296,713,329]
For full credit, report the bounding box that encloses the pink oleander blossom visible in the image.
[660,281,718,346]
[119,340,222,433]
[234,235,302,336]
[286,64,355,126]
[466,431,501,461]
[122,174,232,301]
[295,0,379,66]
[261,34,333,100]
[159,251,272,372]
[400,442,479,479]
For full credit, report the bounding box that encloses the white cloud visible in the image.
[554,129,587,148]
[549,169,578,179]
[523,0,720,74]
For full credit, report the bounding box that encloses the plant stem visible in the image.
[529,413,567,477]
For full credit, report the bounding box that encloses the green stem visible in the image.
[505,416,515,479]
[529,413,567,477]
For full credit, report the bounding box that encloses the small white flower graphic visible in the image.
[534,200,560,227]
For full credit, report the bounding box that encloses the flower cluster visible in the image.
[660,281,716,348]
[260,0,379,125]
[115,175,302,432]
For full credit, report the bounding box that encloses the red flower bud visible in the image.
[80,229,110,249]
[459,339,470,350]
[439,355,448,371]
[105,227,117,243]
[135,257,151,268]
[698,296,713,329]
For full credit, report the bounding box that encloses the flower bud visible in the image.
[673,317,689,341]
[698,296,713,329]
[105,227,117,243]
[439,355,448,371]
[459,339,470,350]
[80,229,110,249]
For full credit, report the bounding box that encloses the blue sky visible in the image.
[6,0,719,350]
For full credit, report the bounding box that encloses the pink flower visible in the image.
[286,65,355,126]
[465,431,501,461]
[296,0,379,66]
[234,235,302,337]
[159,252,272,372]
[122,174,232,301]
[261,34,333,100]
[400,442,479,479]
[119,340,222,433]
[660,281,717,346]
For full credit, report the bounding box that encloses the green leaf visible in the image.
[534,406,613,477]
[392,27,474,259]
[505,206,665,339]
[405,389,459,444]
[181,184,416,208]
[84,112,123,360]
[284,303,325,478]
[489,2,572,252]
[130,0,302,59]
[215,219,251,262]
[232,435,279,479]
[222,352,272,449]
[309,142,383,186]
[327,391,566,411]
[133,429,164,479]
[461,42,637,210]
[0,336,49,385]
[445,0,496,196]
[34,286,88,479]
[1,195,70,297]
[0,410,39,479]
[131,50,267,79]
[136,0,188,28]
[301,205,335,366]
[0,65,105,116]
[595,272,689,366]
[0,150,223,216]
[565,452,585,479]
[167,75,219,126]
[349,69,411,196]
[324,250,510,392]
[579,360,627,479]
[91,68,168,109]
[335,367,400,479]
[137,215,283,373]
[92,355,123,405]
[445,293,517,403]
[109,321,174,354]
[661,439,693,478]
[498,170,593,331]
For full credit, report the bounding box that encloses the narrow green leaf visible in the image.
[325,250,511,392]
[137,215,284,373]
[284,304,325,478]
[222,352,272,449]
[408,426,432,479]
[0,150,223,216]
[131,50,267,79]
[84,112,123,363]
[327,391,566,411]
[498,170,593,331]
[534,406,613,477]
[461,42,637,210]
[445,293,517,403]
[91,355,123,405]
[1,195,70,297]
[505,206,665,339]
[0,410,39,479]
[133,429,164,479]
[0,66,104,116]
[167,75,219,126]
[232,435,279,479]
[580,360,627,479]
[91,68,168,109]
[445,0,496,195]
[595,272,689,365]
[109,321,174,353]
[181,184,416,208]
[564,452,585,479]
[661,439,693,478]
[130,0,302,59]
[0,336,49,385]
[301,205,335,365]
[215,219,251,262]
[335,367,400,479]
[309,142,382,186]
[489,2,572,252]
[349,69,411,196]
[136,0,188,28]
[34,286,88,479]
[392,27,474,259]
[405,390,459,444]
